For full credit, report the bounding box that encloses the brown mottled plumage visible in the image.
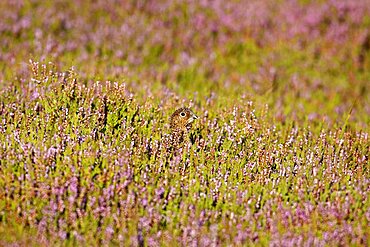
[164,107,198,150]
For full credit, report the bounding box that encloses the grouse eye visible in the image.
[180,111,186,117]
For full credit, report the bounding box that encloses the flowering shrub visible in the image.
[0,0,369,246]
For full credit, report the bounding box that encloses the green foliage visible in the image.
[0,0,369,245]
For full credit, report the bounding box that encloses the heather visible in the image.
[0,0,369,246]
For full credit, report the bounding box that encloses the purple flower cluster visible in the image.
[0,0,369,245]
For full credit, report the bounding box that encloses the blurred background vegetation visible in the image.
[0,0,369,128]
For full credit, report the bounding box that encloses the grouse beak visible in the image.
[187,112,198,124]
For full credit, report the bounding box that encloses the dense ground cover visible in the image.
[0,0,369,246]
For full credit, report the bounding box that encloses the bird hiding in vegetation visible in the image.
[164,107,198,150]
